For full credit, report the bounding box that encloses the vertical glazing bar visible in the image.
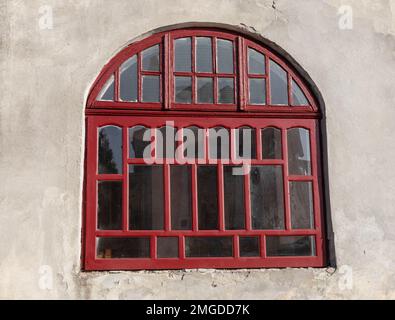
[191,36,196,103]
[212,37,218,104]
[265,54,270,105]
[287,73,292,106]
[191,164,198,231]
[151,235,157,260]
[114,69,120,102]
[164,163,171,231]
[256,127,263,160]
[164,34,170,109]
[237,37,246,110]
[179,235,186,259]
[234,235,240,259]
[282,128,292,230]
[260,235,266,258]
[244,165,252,231]
[137,53,142,102]
[218,163,225,231]
[122,126,128,231]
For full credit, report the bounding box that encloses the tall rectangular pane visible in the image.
[174,38,191,72]
[142,75,160,102]
[224,166,245,230]
[97,181,122,230]
[249,78,266,105]
[120,56,138,102]
[197,77,213,103]
[196,37,213,73]
[171,166,192,230]
[217,39,234,74]
[98,126,122,174]
[197,166,218,230]
[142,45,160,71]
[218,78,234,104]
[175,76,192,103]
[270,60,288,105]
[290,181,314,229]
[287,128,311,176]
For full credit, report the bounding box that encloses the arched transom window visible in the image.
[84,28,326,270]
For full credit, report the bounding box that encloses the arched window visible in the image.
[84,28,326,270]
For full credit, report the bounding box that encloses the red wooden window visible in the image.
[84,28,325,270]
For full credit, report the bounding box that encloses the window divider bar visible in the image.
[233,235,240,259]
[164,34,170,109]
[237,36,246,110]
[114,68,120,102]
[265,54,271,105]
[218,163,225,231]
[191,164,198,232]
[122,126,128,231]
[164,163,171,231]
[256,127,263,161]
[244,165,252,231]
[96,174,123,181]
[260,235,266,258]
[151,235,157,260]
[179,235,186,259]
[287,72,292,106]
[282,128,292,230]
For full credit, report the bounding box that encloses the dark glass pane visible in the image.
[157,126,176,159]
[217,39,234,74]
[96,237,150,258]
[98,126,122,174]
[218,78,234,104]
[97,181,122,230]
[209,127,230,160]
[197,166,218,230]
[129,126,151,159]
[186,237,233,257]
[287,128,311,176]
[171,166,192,230]
[292,79,309,106]
[175,76,192,103]
[98,75,114,101]
[270,60,288,105]
[197,77,213,103]
[236,127,256,159]
[175,37,191,72]
[266,236,316,257]
[142,44,160,71]
[262,128,282,159]
[142,75,160,102]
[240,237,260,257]
[224,166,245,230]
[120,55,137,102]
[248,48,265,75]
[250,166,284,230]
[183,126,204,159]
[196,37,212,73]
[290,182,314,229]
[157,237,179,258]
[249,78,266,105]
[129,165,164,230]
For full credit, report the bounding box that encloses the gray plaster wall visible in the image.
[1,0,395,299]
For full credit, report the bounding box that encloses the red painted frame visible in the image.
[84,28,325,271]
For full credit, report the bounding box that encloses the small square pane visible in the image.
[157,237,179,258]
[270,60,288,105]
[142,45,160,71]
[240,237,260,257]
[290,181,314,229]
[218,78,234,104]
[248,48,265,75]
[175,77,192,103]
[197,77,213,103]
[142,75,160,102]
[249,78,266,105]
[98,75,114,101]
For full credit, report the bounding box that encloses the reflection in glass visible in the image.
[175,38,192,72]
[171,166,192,230]
[240,237,260,257]
[197,166,218,230]
[98,126,122,174]
[175,76,192,103]
[209,127,230,160]
[250,166,284,230]
[196,37,213,73]
[197,77,213,103]
[186,237,233,257]
[218,78,234,104]
[235,127,256,160]
[142,75,160,102]
[262,128,282,159]
[96,237,150,258]
[287,128,311,176]
[120,55,138,102]
[292,79,309,106]
[142,44,160,71]
[290,181,314,229]
[98,75,115,101]
[217,39,234,74]
[249,78,266,105]
[129,126,151,159]
[183,126,204,159]
[270,60,288,105]
[248,48,265,75]
[224,166,245,230]
[129,165,164,230]
[157,237,179,258]
[97,181,122,230]
[266,236,316,257]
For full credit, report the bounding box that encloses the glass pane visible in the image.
[249,78,266,105]
[142,75,160,102]
[175,37,191,72]
[183,126,204,159]
[266,236,316,257]
[217,39,234,74]
[129,165,164,230]
[129,126,151,159]
[262,128,282,159]
[157,237,179,258]
[98,75,114,101]
[270,60,288,105]
[96,237,150,258]
[248,48,265,75]
[171,166,192,230]
[292,79,309,106]
[224,166,245,230]
[186,237,233,257]
[236,127,256,159]
[175,76,192,103]
[120,56,137,102]
[98,126,122,174]
[197,77,213,104]
[290,182,314,229]
[97,181,122,230]
[157,126,176,159]
[196,37,213,73]
[142,44,160,71]
[209,127,230,160]
[250,166,284,230]
[287,128,311,175]
[240,237,260,257]
[197,166,218,230]
[218,78,234,104]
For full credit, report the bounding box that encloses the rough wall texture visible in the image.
[1,0,395,299]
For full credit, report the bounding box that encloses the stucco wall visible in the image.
[1,0,395,299]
